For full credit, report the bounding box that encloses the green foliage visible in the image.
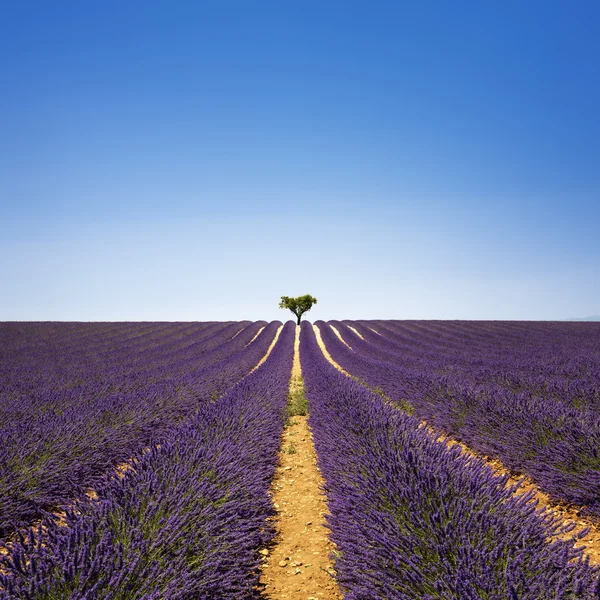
[287,386,308,417]
[372,385,415,415]
[398,399,416,416]
[282,443,297,454]
[279,294,318,324]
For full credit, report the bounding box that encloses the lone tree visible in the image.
[279,294,317,325]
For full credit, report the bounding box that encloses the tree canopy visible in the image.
[279,295,318,325]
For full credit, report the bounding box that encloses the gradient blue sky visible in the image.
[1,1,598,321]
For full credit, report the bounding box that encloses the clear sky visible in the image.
[1,1,598,321]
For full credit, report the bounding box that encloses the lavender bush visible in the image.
[317,320,600,515]
[301,322,599,599]
[0,321,277,536]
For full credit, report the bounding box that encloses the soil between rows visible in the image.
[259,326,342,600]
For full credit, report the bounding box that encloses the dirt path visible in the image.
[346,325,365,340]
[313,324,600,565]
[329,325,351,348]
[250,325,282,372]
[246,325,266,348]
[229,326,246,340]
[259,326,342,600]
[312,325,351,378]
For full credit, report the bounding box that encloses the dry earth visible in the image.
[246,325,266,348]
[250,325,282,372]
[329,326,351,348]
[346,325,364,340]
[259,326,342,600]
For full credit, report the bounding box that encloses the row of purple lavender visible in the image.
[0,321,278,536]
[316,319,600,516]
[301,322,599,598]
[0,321,295,598]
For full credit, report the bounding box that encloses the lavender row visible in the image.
[0,321,278,536]
[300,322,599,599]
[0,321,254,417]
[362,320,596,372]
[343,320,600,503]
[357,320,600,408]
[318,320,600,515]
[0,321,295,599]
[0,322,224,418]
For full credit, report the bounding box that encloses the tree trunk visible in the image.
[297,315,302,325]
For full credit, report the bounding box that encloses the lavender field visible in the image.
[1,320,599,598]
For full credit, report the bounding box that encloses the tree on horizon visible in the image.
[279,295,317,325]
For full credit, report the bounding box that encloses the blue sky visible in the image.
[1,1,598,321]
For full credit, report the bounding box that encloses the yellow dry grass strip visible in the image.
[250,325,283,373]
[288,325,302,393]
[245,325,265,348]
[346,325,365,340]
[329,325,351,349]
[312,325,352,377]
[229,326,246,340]
[259,326,342,600]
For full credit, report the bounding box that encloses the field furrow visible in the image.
[259,325,342,599]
